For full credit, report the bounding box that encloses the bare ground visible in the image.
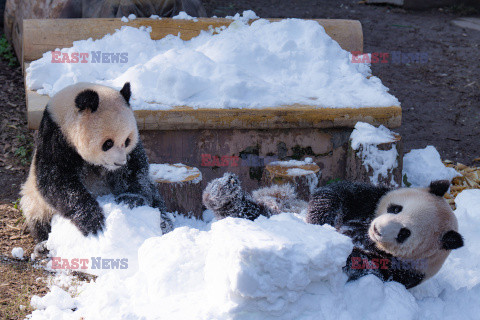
[0,1,479,318]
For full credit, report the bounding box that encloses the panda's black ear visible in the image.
[75,89,99,113]
[120,82,131,105]
[441,230,464,250]
[429,180,450,197]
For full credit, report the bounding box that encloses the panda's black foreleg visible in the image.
[37,167,105,236]
[109,142,173,234]
[202,173,271,221]
[344,248,425,289]
[306,186,342,226]
[35,111,105,236]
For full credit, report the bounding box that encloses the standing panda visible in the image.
[203,174,463,288]
[20,82,172,243]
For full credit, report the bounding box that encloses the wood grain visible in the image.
[22,18,363,62]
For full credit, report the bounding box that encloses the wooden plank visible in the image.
[22,18,363,62]
[26,86,401,130]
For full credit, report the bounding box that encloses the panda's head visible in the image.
[369,180,463,276]
[48,82,138,171]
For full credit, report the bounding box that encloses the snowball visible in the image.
[127,14,136,20]
[403,146,460,187]
[120,16,129,22]
[11,247,24,259]
[149,15,161,20]
[26,14,399,110]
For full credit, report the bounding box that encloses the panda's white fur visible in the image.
[48,83,139,170]
[21,82,171,243]
[370,187,458,280]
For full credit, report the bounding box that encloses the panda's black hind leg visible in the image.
[28,219,52,243]
[202,173,270,220]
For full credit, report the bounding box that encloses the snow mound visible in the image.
[26,13,399,110]
[403,145,460,187]
[28,187,480,319]
[45,196,162,276]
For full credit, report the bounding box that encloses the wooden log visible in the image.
[22,18,363,63]
[150,163,203,219]
[263,161,321,201]
[25,80,402,130]
[346,134,403,187]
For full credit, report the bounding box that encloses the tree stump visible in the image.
[150,163,203,219]
[346,134,403,187]
[263,160,321,201]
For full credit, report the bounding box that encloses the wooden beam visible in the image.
[22,18,363,62]
[26,86,401,130]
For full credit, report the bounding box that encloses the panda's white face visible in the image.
[369,186,459,263]
[48,82,139,171]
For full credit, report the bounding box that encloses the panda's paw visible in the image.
[32,241,49,260]
[116,193,147,208]
[202,173,244,218]
[160,211,174,235]
[72,209,106,237]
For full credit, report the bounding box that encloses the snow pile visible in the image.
[26,12,399,110]
[403,146,460,187]
[28,186,480,319]
[149,163,202,183]
[350,122,399,186]
[11,247,24,259]
[45,196,162,276]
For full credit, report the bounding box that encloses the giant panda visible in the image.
[203,174,463,288]
[306,180,464,288]
[20,82,172,243]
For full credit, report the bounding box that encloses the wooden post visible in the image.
[346,134,403,187]
[263,161,321,200]
[150,164,203,219]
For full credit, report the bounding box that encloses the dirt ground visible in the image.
[0,1,479,318]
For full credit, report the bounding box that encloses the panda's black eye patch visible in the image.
[125,138,131,148]
[102,139,114,151]
[387,204,403,214]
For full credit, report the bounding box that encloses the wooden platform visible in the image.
[22,17,403,210]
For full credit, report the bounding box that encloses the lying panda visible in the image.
[203,174,463,288]
[21,82,172,243]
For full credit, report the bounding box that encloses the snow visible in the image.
[26,12,399,110]
[269,158,314,167]
[28,185,480,319]
[149,163,202,184]
[172,11,198,22]
[44,196,162,276]
[120,16,129,22]
[350,122,399,186]
[127,14,137,20]
[11,247,24,259]
[403,145,460,187]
